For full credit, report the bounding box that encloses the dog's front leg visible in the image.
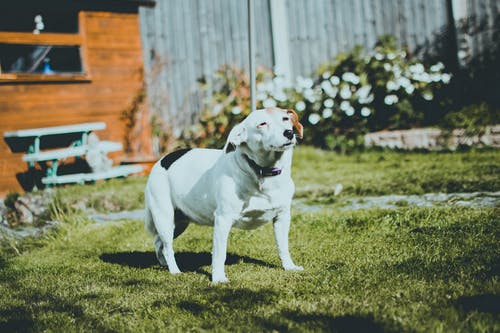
[212,213,234,283]
[273,211,304,271]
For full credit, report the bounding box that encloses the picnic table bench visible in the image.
[4,122,142,187]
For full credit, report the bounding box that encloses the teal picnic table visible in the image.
[4,122,142,187]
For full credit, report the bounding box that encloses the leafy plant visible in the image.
[440,103,499,137]
[181,36,452,152]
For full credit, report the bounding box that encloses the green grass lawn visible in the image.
[1,147,499,332]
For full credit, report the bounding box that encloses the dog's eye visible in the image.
[282,117,290,122]
[257,122,267,127]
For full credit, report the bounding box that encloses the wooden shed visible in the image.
[0,0,155,195]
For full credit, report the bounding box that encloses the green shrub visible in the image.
[440,103,499,137]
[181,36,452,152]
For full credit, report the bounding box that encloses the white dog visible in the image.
[145,107,304,283]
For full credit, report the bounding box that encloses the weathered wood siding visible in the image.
[0,11,147,194]
[285,0,449,77]
[140,0,497,133]
[139,0,274,132]
[454,0,500,65]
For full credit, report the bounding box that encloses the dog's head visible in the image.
[224,108,303,154]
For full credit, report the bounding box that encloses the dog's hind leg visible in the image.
[145,176,181,274]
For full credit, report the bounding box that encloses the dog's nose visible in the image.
[283,129,294,140]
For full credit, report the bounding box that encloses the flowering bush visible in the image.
[291,36,451,150]
[182,36,452,152]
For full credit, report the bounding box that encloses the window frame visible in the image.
[0,12,91,83]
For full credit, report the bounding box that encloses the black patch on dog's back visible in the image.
[160,149,192,171]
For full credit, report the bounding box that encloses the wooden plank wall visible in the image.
[140,0,496,135]
[0,11,146,194]
[455,0,499,65]
[139,0,274,134]
[286,0,448,78]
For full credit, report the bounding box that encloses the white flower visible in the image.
[325,86,338,98]
[362,93,374,104]
[375,53,384,61]
[273,76,288,89]
[296,76,314,90]
[304,78,314,89]
[422,92,433,101]
[409,63,425,74]
[431,73,442,82]
[430,62,444,72]
[345,106,355,116]
[386,81,399,91]
[231,106,242,115]
[340,100,351,111]
[273,91,287,102]
[322,108,333,118]
[304,88,317,103]
[383,63,392,71]
[322,71,331,79]
[361,107,371,117]
[387,53,396,60]
[384,94,399,105]
[257,82,266,92]
[295,101,306,112]
[392,65,402,78]
[330,75,340,85]
[397,77,412,88]
[213,103,223,114]
[342,72,359,85]
[413,72,431,83]
[259,81,274,92]
[256,92,267,101]
[340,85,352,99]
[308,113,321,125]
[405,84,415,95]
[441,73,451,84]
[263,98,277,108]
[323,98,334,108]
[320,80,333,91]
[356,85,372,101]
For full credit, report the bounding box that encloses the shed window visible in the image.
[1,44,83,74]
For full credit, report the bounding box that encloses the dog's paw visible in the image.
[284,264,304,271]
[168,266,182,275]
[211,275,229,284]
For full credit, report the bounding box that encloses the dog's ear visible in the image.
[287,109,303,139]
[223,123,247,153]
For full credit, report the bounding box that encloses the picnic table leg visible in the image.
[44,159,60,187]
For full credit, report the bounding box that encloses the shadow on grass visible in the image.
[262,311,397,333]
[0,290,111,333]
[454,294,500,315]
[175,287,399,332]
[393,250,499,282]
[0,307,35,333]
[99,251,276,272]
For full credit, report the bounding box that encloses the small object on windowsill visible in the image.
[42,58,54,75]
[33,15,45,34]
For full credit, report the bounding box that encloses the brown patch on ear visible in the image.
[287,109,303,139]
